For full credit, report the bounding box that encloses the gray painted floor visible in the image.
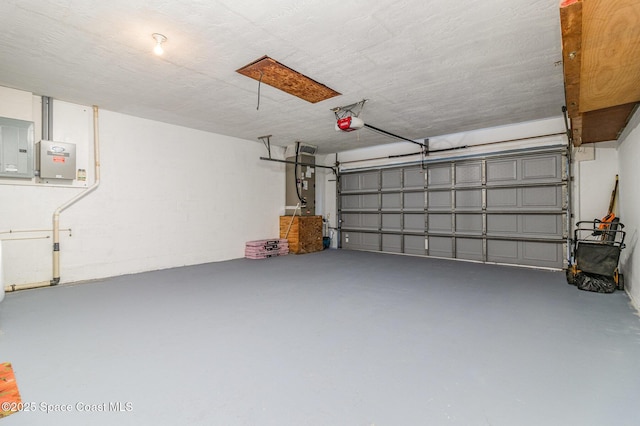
[1,250,639,426]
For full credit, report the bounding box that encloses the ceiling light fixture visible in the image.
[152,33,167,56]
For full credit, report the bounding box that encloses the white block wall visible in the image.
[572,141,619,224]
[0,87,285,286]
[618,109,640,308]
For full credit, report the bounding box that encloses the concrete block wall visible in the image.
[618,109,640,308]
[0,86,285,286]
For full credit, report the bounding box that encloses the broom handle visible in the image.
[285,203,300,239]
[607,175,619,215]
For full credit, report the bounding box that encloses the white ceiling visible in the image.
[0,0,565,154]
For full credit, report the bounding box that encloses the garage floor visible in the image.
[1,250,639,426]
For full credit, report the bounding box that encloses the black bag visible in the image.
[575,272,616,293]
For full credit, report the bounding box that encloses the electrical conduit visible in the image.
[50,105,101,285]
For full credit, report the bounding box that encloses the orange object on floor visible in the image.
[0,362,22,418]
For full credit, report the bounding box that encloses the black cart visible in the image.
[566,219,626,293]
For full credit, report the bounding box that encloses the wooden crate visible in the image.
[279,215,323,254]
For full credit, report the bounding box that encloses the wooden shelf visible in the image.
[560,0,640,145]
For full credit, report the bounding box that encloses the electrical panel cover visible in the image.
[0,116,34,179]
[37,140,76,180]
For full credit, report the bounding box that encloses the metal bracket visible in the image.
[258,135,272,159]
[331,99,368,120]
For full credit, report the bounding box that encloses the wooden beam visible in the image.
[571,114,583,147]
[582,102,638,143]
[580,0,640,112]
[560,0,583,118]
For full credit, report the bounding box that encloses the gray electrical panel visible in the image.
[36,140,76,180]
[0,117,34,179]
[285,153,316,216]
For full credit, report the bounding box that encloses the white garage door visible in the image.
[338,147,569,269]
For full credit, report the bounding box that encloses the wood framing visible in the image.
[560,0,640,146]
[236,56,341,104]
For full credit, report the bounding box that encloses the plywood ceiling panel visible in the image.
[582,103,638,143]
[236,56,340,104]
[580,0,640,112]
[561,0,640,146]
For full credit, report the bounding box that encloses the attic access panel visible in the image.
[236,55,340,103]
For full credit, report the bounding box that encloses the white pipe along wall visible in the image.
[2,105,101,292]
[50,105,101,285]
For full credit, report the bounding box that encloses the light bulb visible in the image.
[152,33,166,56]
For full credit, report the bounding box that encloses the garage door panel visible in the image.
[341,194,359,210]
[404,214,425,231]
[487,214,518,234]
[340,213,359,229]
[342,232,379,251]
[522,186,562,209]
[487,240,519,261]
[360,172,379,190]
[341,174,360,192]
[428,191,451,210]
[382,193,401,209]
[487,154,562,186]
[455,162,482,186]
[342,213,379,230]
[523,241,562,263]
[522,156,559,180]
[382,169,402,190]
[428,165,452,186]
[487,188,517,208]
[404,192,425,210]
[487,214,563,238]
[339,148,568,269]
[487,240,564,268]
[456,238,483,261]
[487,159,517,183]
[382,234,402,253]
[456,214,483,234]
[428,214,452,233]
[361,194,379,209]
[341,193,379,210]
[487,186,563,211]
[404,235,426,255]
[382,213,401,231]
[404,168,425,189]
[429,236,453,258]
[341,231,361,250]
[522,214,562,236]
[341,171,380,191]
[456,189,482,209]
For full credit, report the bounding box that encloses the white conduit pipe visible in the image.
[50,105,101,285]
